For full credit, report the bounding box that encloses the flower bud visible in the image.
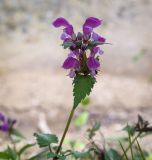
[77,32,83,40]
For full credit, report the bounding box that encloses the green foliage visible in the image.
[34,133,58,148]
[0,150,10,159]
[123,124,135,136]
[74,111,89,127]
[18,143,35,157]
[73,74,96,109]
[72,150,91,159]
[81,97,90,106]
[28,149,49,160]
[0,147,17,160]
[105,149,122,160]
[87,122,101,139]
[62,42,74,49]
[47,152,57,159]
[87,41,111,50]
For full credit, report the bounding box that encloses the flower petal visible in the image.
[83,25,93,35]
[92,32,106,42]
[87,57,100,70]
[63,25,74,35]
[84,17,102,28]
[62,57,80,69]
[91,47,104,56]
[52,17,70,27]
[0,121,9,132]
[90,70,96,77]
[60,32,71,40]
[53,17,74,35]
[68,69,76,78]
[0,112,4,121]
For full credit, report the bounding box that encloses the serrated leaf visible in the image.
[74,112,89,127]
[73,75,96,109]
[34,133,58,148]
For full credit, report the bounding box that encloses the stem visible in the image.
[55,107,75,157]
[122,132,141,158]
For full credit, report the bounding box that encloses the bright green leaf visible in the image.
[74,112,89,127]
[73,75,96,109]
[81,97,90,106]
[0,151,10,159]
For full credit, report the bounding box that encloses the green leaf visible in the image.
[87,122,101,139]
[47,152,56,159]
[74,111,89,127]
[11,128,25,140]
[72,151,90,158]
[34,133,58,148]
[18,143,35,156]
[92,122,101,131]
[0,151,10,159]
[62,42,74,49]
[28,149,49,160]
[81,97,90,106]
[105,149,122,160]
[123,124,135,136]
[87,41,111,50]
[7,147,17,160]
[73,75,96,108]
[58,155,66,160]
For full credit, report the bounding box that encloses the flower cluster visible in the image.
[0,112,16,132]
[52,17,106,78]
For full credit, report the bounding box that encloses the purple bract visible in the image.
[52,17,106,78]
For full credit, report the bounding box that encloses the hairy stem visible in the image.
[54,107,75,159]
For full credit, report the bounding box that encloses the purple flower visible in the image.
[91,47,103,56]
[0,112,9,132]
[52,17,74,36]
[52,17,107,78]
[83,17,102,36]
[87,57,100,70]
[84,17,102,28]
[92,32,106,42]
[0,112,16,132]
[62,56,80,69]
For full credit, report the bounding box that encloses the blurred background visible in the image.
[0,0,152,150]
